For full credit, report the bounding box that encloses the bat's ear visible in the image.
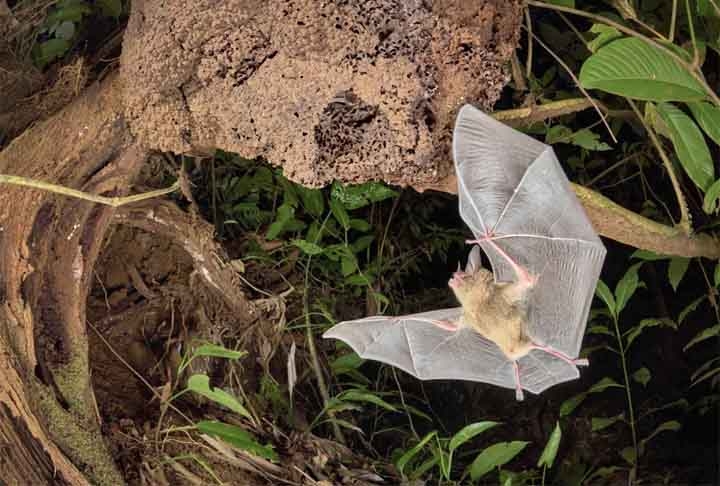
[465,245,482,274]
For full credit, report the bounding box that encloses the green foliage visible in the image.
[32,0,124,68]
[580,38,706,101]
[196,421,278,462]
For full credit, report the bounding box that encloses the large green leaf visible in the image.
[655,102,714,191]
[579,38,706,101]
[186,374,252,420]
[469,441,529,480]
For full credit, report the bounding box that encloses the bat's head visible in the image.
[448,266,494,307]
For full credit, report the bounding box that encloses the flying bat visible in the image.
[323,104,607,400]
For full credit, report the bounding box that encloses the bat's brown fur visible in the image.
[450,268,534,360]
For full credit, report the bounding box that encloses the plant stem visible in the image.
[0,174,180,206]
[626,99,691,234]
[303,213,346,444]
[669,0,678,42]
[524,6,534,79]
[685,0,700,68]
[612,315,639,478]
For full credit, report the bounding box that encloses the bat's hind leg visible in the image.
[531,343,589,367]
[513,361,524,401]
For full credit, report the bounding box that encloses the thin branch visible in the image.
[685,0,700,68]
[524,6,534,79]
[522,25,618,143]
[626,98,691,233]
[669,0,678,42]
[0,174,180,207]
[416,174,720,259]
[526,0,720,107]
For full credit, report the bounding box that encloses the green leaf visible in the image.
[537,422,562,468]
[639,421,681,456]
[580,38,707,101]
[630,249,668,260]
[716,263,720,287]
[53,21,75,40]
[266,203,295,239]
[668,257,690,291]
[702,178,720,213]
[655,102,714,191]
[33,38,71,68]
[449,421,501,453]
[341,255,357,276]
[679,295,706,324]
[349,218,371,232]
[296,186,325,217]
[46,2,92,24]
[587,24,622,53]
[570,129,613,151]
[396,431,437,476]
[97,0,122,17]
[351,235,375,253]
[591,414,624,432]
[346,273,373,286]
[331,181,398,210]
[469,441,529,480]
[595,280,616,316]
[633,367,652,387]
[626,318,675,349]
[330,200,351,230]
[614,263,642,316]
[186,374,252,420]
[688,101,720,146]
[330,352,364,374]
[338,389,398,412]
[589,377,623,393]
[196,421,278,461]
[560,392,587,417]
[620,446,636,465]
[292,239,324,255]
[190,344,247,361]
[683,324,720,351]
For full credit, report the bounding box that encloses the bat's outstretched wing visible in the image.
[323,308,581,396]
[453,105,606,359]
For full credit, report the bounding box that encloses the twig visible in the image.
[522,25,618,144]
[524,6,534,80]
[0,174,180,206]
[587,152,643,186]
[669,0,678,42]
[626,99,691,234]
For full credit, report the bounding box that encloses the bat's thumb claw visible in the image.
[515,388,524,401]
[575,358,590,367]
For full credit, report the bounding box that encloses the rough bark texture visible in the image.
[0,74,133,485]
[120,0,523,188]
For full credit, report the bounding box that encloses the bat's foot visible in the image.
[431,319,459,332]
[513,361,524,401]
[531,344,589,367]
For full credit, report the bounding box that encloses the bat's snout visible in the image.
[448,270,468,289]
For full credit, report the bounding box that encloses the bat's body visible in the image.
[323,105,606,400]
[451,266,532,362]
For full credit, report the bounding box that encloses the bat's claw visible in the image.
[574,358,589,367]
[515,387,525,401]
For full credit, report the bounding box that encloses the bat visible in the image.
[323,104,607,400]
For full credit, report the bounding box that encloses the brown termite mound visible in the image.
[0,0,522,484]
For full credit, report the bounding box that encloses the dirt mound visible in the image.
[121,0,522,188]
